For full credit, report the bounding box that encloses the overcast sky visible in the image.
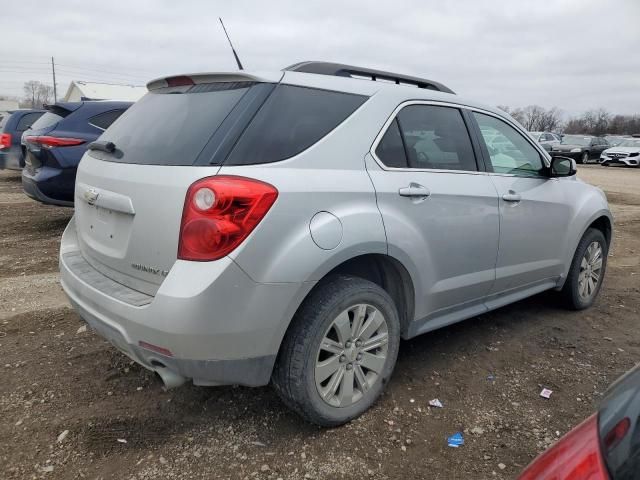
[1,0,639,116]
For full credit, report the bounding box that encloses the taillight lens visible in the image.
[0,133,11,149]
[26,136,85,149]
[518,414,609,480]
[178,176,278,261]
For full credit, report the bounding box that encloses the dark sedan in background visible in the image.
[0,109,45,170]
[22,100,131,206]
[551,135,610,163]
[519,363,640,479]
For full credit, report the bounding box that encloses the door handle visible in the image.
[502,192,522,203]
[398,183,431,198]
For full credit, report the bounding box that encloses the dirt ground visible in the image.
[1,165,638,480]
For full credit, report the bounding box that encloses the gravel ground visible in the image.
[0,165,639,479]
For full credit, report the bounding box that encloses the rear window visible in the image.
[96,82,252,166]
[226,85,367,165]
[31,111,66,131]
[0,114,8,131]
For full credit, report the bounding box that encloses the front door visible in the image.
[366,103,500,334]
[471,111,574,307]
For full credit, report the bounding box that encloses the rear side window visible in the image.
[89,109,126,130]
[16,112,44,131]
[225,85,367,165]
[96,83,252,166]
[376,105,477,171]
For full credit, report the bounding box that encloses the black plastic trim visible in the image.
[285,61,455,94]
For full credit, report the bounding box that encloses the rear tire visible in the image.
[272,275,400,426]
[561,228,608,310]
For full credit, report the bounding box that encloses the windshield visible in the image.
[618,139,640,148]
[562,135,592,146]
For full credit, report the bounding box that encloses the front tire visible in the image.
[561,228,608,310]
[272,275,400,426]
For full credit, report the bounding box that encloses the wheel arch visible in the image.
[273,252,417,369]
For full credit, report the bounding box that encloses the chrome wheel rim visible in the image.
[315,304,389,408]
[578,241,603,300]
[582,152,589,163]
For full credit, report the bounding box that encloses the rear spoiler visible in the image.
[146,71,283,91]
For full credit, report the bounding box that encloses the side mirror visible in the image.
[550,156,577,177]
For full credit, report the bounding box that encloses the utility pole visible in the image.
[51,56,57,103]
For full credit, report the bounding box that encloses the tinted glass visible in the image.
[396,105,477,171]
[226,85,367,165]
[474,112,544,176]
[89,109,125,130]
[375,118,407,168]
[30,111,64,131]
[562,135,592,146]
[97,83,251,166]
[16,112,44,131]
[0,114,9,131]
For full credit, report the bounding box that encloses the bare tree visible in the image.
[22,81,54,108]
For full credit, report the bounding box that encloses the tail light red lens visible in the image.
[178,176,278,261]
[518,414,609,480]
[603,417,630,452]
[166,76,195,87]
[0,133,11,149]
[26,136,85,149]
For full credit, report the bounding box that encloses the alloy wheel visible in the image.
[314,304,389,408]
[578,241,603,300]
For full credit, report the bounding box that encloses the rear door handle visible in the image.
[398,183,431,198]
[502,192,522,203]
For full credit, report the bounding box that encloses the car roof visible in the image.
[146,62,513,125]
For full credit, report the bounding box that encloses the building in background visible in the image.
[63,81,146,102]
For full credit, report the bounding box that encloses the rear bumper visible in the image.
[59,217,308,387]
[21,166,75,206]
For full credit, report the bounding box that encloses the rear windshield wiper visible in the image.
[88,140,116,153]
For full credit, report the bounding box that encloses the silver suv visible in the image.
[59,62,612,426]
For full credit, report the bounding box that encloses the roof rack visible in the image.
[284,61,454,94]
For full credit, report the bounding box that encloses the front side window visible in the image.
[474,112,545,177]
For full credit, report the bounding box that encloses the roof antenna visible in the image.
[219,17,244,70]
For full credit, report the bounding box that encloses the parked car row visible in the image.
[0,100,132,205]
[528,131,640,167]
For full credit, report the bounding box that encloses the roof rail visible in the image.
[284,61,455,94]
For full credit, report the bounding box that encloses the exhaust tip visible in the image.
[152,363,187,389]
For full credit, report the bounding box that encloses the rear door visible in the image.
[366,102,499,331]
[73,81,268,295]
[470,111,573,305]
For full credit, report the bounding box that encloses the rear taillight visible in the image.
[0,133,11,149]
[518,414,609,480]
[602,417,630,452]
[26,136,85,149]
[178,176,278,261]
